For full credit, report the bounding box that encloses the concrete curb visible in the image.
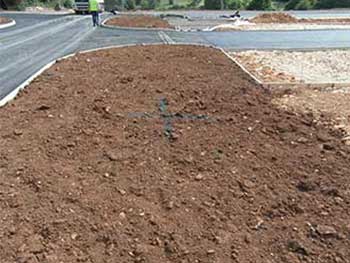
[101,15,176,32]
[221,51,263,85]
[0,19,16,29]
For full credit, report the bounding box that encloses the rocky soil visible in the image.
[0,45,350,263]
[231,50,350,83]
[106,15,173,29]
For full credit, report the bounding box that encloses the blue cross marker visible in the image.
[128,98,213,140]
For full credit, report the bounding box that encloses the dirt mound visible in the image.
[106,15,173,29]
[251,12,299,23]
[0,16,10,24]
[0,45,350,263]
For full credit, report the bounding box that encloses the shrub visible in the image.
[204,0,222,9]
[62,0,73,8]
[285,0,316,10]
[226,0,245,9]
[125,0,135,9]
[141,0,157,9]
[315,0,350,9]
[247,0,273,10]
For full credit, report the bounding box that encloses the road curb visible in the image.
[0,19,16,29]
[101,15,176,32]
[0,43,275,107]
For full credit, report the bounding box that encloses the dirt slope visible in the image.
[0,45,349,263]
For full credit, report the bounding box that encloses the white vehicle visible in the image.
[73,0,104,14]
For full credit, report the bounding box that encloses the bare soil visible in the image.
[274,87,350,141]
[1,45,350,263]
[106,15,173,29]
[251,12,350,24]
[0,16,10,24]
[232,51,298,83]
[231,50,350,83]
[251,13,299,23]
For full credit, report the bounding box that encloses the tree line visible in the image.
[204,0,350,10]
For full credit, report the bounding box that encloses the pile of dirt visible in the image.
[0,16,10,24]
[1,45,350,263]
[250,12,299,23]
[106,15,173,29]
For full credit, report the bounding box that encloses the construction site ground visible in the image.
[161,13,350,31]
[105,15,173,29]
[1,45,350,263]
[231,50,350,83]
[231,49,350,145]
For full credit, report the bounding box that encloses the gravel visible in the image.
[210,22,350,31]
[231,50,350,83]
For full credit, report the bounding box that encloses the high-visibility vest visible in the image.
[89,0,99,11]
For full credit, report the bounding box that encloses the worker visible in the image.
[89,0,100,27]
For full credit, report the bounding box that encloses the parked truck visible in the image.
[73,0,104,14]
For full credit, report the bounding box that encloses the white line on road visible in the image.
[0,23,95,106]
[0,16,88,51]
[158,31,175,44]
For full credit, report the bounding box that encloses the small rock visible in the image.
[14,129,23,136]
[207,249,215,255]
[287,240,308,255]
[119,212,126,219]
[316,225,338,238]
[297,137,309,144]
[342,136,350,146]
[106,151,119,161]
[9,226,16,235]
[322,143,335,151]
[71,233,78,240]
[36,105,50,111]
[118,189,126,195]
[253,218,264,230]
[317,133,331,142]
[166,201,174,210]
[170,133,179,140]
[195,174,204,181]
[244,233,251,244]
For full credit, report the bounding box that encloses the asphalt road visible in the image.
[141,9,350,19]
[1,12,350,101]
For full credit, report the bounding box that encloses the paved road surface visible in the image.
[140,9,350,19]
[1,12,350,101]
